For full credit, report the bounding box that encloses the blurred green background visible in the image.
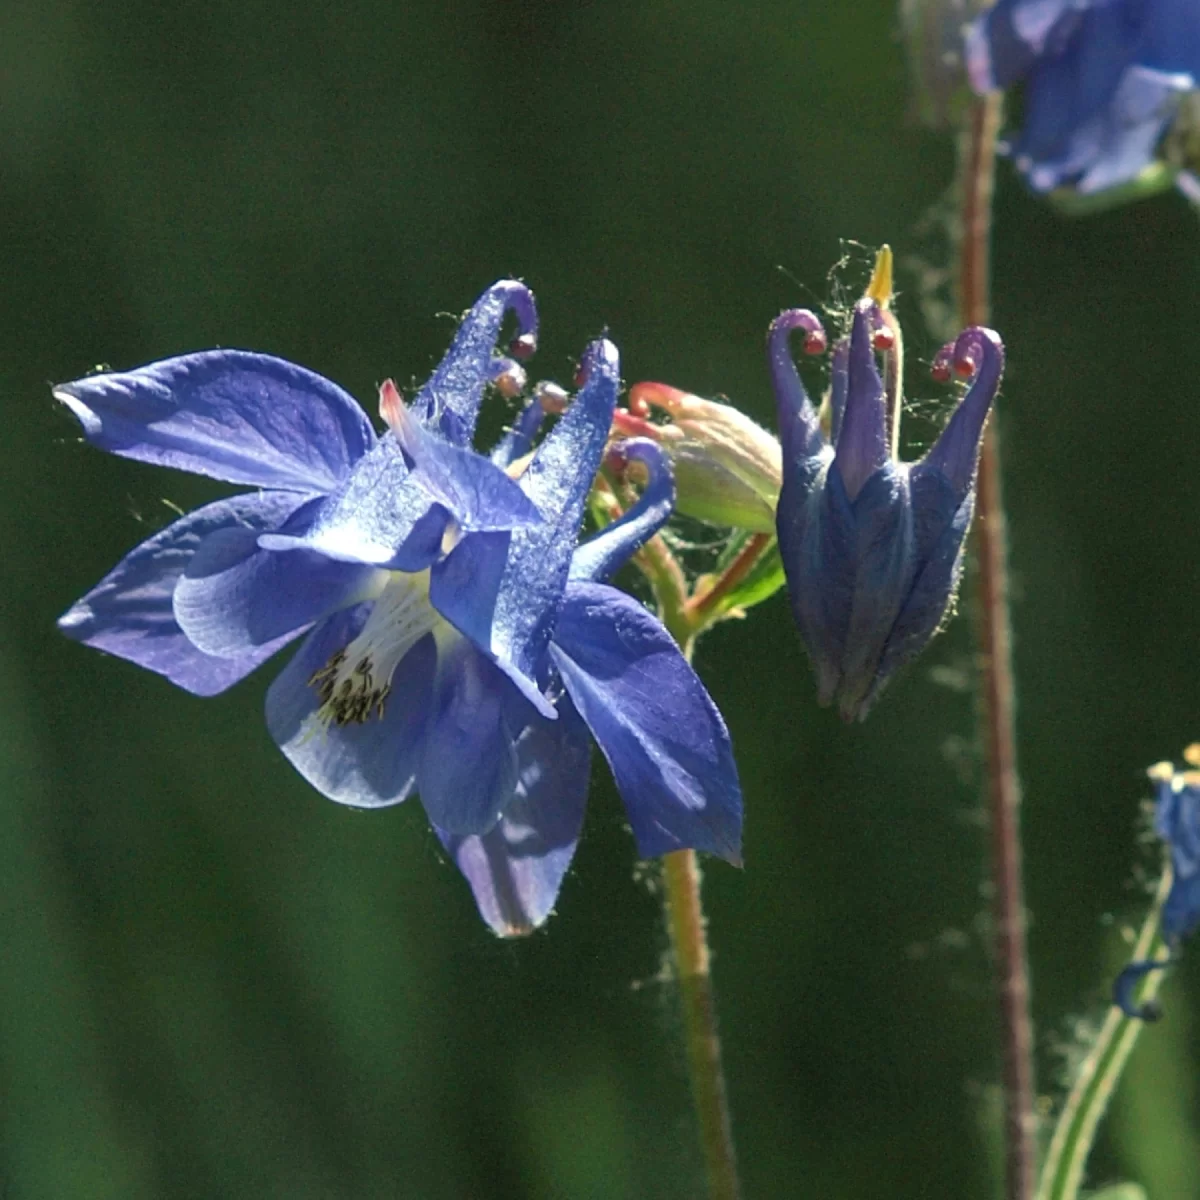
[3,1,1199,1197]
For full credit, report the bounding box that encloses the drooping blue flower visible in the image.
[966,0,1200,194]
[58,281,742,935]
[1113,754,1200,1019]
[770,298,1004,721]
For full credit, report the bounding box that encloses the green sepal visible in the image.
[1046,165,1177,217]
[1088,1186,1148,1200]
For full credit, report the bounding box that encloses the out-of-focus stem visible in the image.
[959,92,1037,1200]
[1035,870,1172,1200]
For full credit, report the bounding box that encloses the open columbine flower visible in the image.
[966,0,1200,194]
[1113,749,1200,1020]
[770,297,1003,721]
[58,281,742,934]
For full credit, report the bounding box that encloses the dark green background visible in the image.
[3,2,1198,1196]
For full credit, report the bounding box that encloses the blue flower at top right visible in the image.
[966,0,1200,194]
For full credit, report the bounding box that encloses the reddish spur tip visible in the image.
[802,329,828,356]
[628,392,652,418]
[378,378,405,428]
[930,360,952,384]
[510,332,537,360]
[871,327,896,353]
[954,352,977,379]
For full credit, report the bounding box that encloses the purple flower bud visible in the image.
[771,299,1004,721]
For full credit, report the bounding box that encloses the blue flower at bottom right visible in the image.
[1113,750,1200,1018]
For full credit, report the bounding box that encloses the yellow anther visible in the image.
[1183,743,1200,768]
[865,245,894,309]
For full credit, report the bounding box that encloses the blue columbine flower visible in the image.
[58,281,742,935]
[1113,752,1200,1019]
[966,0,1200,194]
[770,297,1004,721]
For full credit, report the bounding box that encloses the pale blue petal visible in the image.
[55,351,375,492]
[435,697,592,936]
[174,526,377,658]
[57,492,309,696]
[417,641,525,835]
[266,608,435,808]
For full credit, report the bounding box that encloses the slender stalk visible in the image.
[958,92,1037,1200]
[662,847,740,1200]
[1035,870,1172,1200]
[591,472,741,1199]
[687,533,773,626]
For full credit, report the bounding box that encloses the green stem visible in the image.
[958,93,1038,1200]
[1036,870,1173,1200]
[662,847,741,1200]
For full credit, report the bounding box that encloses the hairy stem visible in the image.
[1035,870,1171,1200]
[662,847,740,1200]
[959,92,1037,1200]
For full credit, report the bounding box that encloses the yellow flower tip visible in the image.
[865,244,894,308]
[1183,743,1200,768]
[1147,760,1176,783]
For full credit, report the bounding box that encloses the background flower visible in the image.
[967,0,1200,193]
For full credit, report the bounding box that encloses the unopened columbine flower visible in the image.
[610,383,782,533]
[966,0,1200,195]
[770,297,1004,721]
[58,281,742,934]
[1113,749,1200,1019]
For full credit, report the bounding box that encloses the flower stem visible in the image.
[687,533,773,626]
[661,846,741,1200]
[958,92,1037,1200]
[1035,870,1172,1200]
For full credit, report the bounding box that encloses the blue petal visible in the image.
[174,524,378,658]
[967,0,1089,91]
[490,395,547,469]
[386,394,543,532]
[57,493,309,696]
[833,302,889,502]
[828,339,849,447]
[768,310,828,469]
[412,280,539,447]
[56,351,375,492]
[866,480,974,717]
[777,453,853,705]
[435,696,592,936]
[260,435,451,571]
[918,329,1003,499]
[549,581,742,863]
[834,463,915,722]
[265,608,435,808]
[430,339,620,689]
[1113,958,1171,1021]
[416,640,526,835]
[569,439,675,584]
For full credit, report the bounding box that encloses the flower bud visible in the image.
[613,383,783,533]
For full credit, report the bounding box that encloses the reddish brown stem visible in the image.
[687,534,773,625]
[961,94,1037,1200]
